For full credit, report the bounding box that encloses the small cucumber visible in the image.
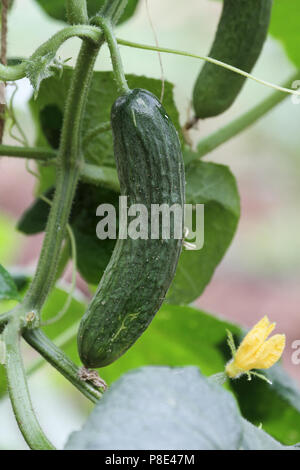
[193,0,272,118]
[78,89,185,368]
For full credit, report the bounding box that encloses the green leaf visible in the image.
[269,0,300,68]
[65,366,289,450]
[34,0,139,25]
[17,187,54,235]
[65,366,243,450]
[30,69,182,174]
[0,265,21,302]
[167,160,240,304]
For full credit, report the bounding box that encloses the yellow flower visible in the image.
[225,316,285,380]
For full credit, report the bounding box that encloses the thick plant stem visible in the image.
[26,323,79,377]
[23,328,103,403]
[4,320,55,450]
[0,144,56,160]
[0,143,120,190]
[0,25,102,82]
[95,17,129,94]
[184,71,300,164]
[66,0,88,24]
[22,41,100,314]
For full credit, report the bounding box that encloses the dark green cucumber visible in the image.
[78,89,185,368]
[193,0,272,118]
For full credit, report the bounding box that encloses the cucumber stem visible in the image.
[21,39,100,314]
[116,38,300,98]
[4,320,55,450]
[0,25,103,82]
[95,17,130,95]
[0,144,56,160]
[66,0,88,25]
[23,328,103,404]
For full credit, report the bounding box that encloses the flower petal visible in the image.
[250,334,286,370]
[234,316,275,370]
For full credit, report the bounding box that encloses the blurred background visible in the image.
[1,0,300,448]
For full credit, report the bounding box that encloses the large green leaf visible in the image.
[167,160,240,304]
[30,69,181,174]
[34,0,140,25]
[65,366,290,450]
[270,0,300,68]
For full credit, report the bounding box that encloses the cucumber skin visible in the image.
[78,89,185,368]
[193,0,273,119]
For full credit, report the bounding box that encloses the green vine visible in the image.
[66,0,88,24]
[116,38,300,98]
[23,328,103,403]
[4,320,55,450]
[21,42,99,315]
[94,16,129,94]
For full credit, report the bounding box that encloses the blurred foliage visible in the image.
[34,0,140,25]
[0,214,20,266]
[270,0,300,68]
[65,366,290,450]
[167,160,240,304]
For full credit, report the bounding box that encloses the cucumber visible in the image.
[193,0,272,119]
[78,89,185,368]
